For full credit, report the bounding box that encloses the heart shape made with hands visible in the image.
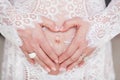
[42,23,77,56]
[40,16,78,56]
[42,24,77,75]
[39,16,90,75]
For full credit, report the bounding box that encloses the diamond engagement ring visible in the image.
[28,52,36,59]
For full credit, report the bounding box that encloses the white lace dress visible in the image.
[0,0,120,80]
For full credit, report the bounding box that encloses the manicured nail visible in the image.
[52,67,56,71]
[46,68,51,72]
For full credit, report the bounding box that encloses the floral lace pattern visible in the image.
[1,0,120,80]
[87,0,120,47]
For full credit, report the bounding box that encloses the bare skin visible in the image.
[17,17,59,73]
[59,17,95,70]
[18,16,95,75]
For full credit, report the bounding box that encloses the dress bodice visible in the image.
[1,0,120,80]
[14,0,106,19]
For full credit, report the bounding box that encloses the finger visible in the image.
[17,29,24,37]
[59,22,87,63]
[20,46,35,64]
[78,60,84,67]
[67,47,95,70]
[34,45,57,71]
[25,52,35,64]
[40,16,57,32]
[82,47,96,57]
[59,27,89,64]
[34,23,58,63]
[60,41,87,69]
[34,56,51,72]
[59,37,79,63]
[61,17,81,32]
[18,31,35,64]
[39,33,58,63]
[67,58,84,71]
[59,36,87,63]
[60,48,82,69]
[18,29,33,52]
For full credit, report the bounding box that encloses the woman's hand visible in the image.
[17,17,59,73]
[59,17,95,70]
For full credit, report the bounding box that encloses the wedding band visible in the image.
[28,52,36,59]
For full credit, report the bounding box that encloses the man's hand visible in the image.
[59,17,95,70]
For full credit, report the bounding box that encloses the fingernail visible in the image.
[52,67,56,71]
[60,67,66,72]
[46,68,51,72]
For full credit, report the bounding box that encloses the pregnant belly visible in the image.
[42,27,76,75]
[42,27,76,56]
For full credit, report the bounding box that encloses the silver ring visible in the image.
[28,52,36,59]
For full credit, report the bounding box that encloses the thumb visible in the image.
[40,16,58,32]
[61,18,79,32]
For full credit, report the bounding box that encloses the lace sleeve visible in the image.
[0,0,42,46]
[87,0,120,47]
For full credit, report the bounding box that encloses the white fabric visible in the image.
[0,0,120,80]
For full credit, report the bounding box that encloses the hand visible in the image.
[59,17,95,70]
[17,17,59,73]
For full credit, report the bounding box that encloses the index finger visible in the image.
[35,23,58,63]
[40,16,57,32]
[59,32,80,63]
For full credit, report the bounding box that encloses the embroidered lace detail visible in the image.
[1,0,119,80]
[87,0,120,47]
